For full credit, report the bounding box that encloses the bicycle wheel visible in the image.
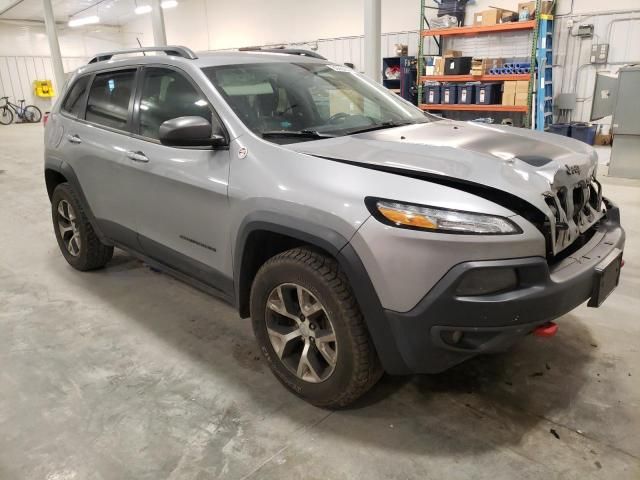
[0,107,13,125]
[24,105,42,123]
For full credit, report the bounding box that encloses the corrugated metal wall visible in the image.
[0,56,86,111]
[271,10,640,125]
[554,11,640,126]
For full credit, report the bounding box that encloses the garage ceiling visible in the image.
[0,0,138,25]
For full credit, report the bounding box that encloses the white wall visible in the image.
[0,22,126,108]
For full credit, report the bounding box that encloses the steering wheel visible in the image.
[327,112,351,124]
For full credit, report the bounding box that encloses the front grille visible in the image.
[543,179,603,258]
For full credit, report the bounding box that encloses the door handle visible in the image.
[126,151,149,163]
[66,134,82,144]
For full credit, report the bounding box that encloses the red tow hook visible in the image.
[534,322,558,338]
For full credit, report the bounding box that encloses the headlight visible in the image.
[366,198,522,235]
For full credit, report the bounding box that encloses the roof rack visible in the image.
[88,46,198,64]
[238,47,326,60]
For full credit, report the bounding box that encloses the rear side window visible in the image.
[86,69,136,130]
[138,67,212,140]
[61,75,90,117]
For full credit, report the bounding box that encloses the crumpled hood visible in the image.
[283,120,599,216]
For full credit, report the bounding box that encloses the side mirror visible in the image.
[158,116,227,148]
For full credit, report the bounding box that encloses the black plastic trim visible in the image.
[383,207,625,374]
[234,213,410,374]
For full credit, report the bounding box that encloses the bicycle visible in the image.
[0,97,42,125]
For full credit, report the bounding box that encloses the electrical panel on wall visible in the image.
[590,44,609,64]
[577,24,594,37]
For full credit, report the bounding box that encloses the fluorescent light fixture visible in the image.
[134,4,152,14]
[161,0,178,8]
[68,15,100,27]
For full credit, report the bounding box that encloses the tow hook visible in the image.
[533,322,558,337]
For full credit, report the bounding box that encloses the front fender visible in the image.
[233,212,410,374]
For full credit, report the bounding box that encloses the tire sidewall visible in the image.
[251,257,359,405]
[51,184,91,269]
[25,106,42,123]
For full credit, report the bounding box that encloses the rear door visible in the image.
[62,67,142,248]
[125,66,233,294]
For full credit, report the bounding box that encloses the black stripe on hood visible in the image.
[304,152,547,227]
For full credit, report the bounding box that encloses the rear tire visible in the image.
[51,183,113,271]
[0,108,13,125]
[24,105,42,123]
[250,247,383,408]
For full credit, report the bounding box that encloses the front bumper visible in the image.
[382,199,625,374]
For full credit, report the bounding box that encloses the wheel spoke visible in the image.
[315,330,337,367]
[297,286,323,318]
[58,223,74,235]
[67,234,81,256]
[267,286,301,323]
[58,201,69,220]
[296,342,323,382]
[267,326,302,359]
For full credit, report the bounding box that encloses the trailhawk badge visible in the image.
[565,164,581,175]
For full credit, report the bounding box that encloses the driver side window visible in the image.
[138,67,212,140]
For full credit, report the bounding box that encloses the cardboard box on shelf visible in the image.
[501,10,518,23]
[516,80,530,93]
[470,58,483,75]
[434,57,445,75]
[473,12,483,26]
[443,49,462,58]
[478,8,509,26]
[515,92,529,106]
[502,81,517,106]
[540,0,553,14]
[518,1,536,20]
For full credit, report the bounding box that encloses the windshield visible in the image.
[202,62,437,143]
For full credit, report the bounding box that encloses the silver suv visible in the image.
[44,46,625,407]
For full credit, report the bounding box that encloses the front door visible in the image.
[125,66,233,294]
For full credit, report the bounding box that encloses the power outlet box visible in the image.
[590,44,609,64]
[577,24,594,37]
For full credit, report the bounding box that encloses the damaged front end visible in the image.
[540,164,606,261]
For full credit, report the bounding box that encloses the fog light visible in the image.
[456,268,518,296]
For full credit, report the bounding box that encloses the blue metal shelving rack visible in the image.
[535,14,554,130]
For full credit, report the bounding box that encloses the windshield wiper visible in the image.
[346,121,414,135]
[261,129,334,139]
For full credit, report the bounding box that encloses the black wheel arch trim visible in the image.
[234,212,410,374]
[45,159,113,246]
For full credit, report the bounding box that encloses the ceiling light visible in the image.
[161,0,178,8]
[68,15,100,27]
[134,5,151,14]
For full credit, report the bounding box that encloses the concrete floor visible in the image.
[1,123,639,480]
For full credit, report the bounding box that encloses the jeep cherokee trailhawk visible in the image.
[44,46,625,407]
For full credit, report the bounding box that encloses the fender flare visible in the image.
[234,212,409,374]
[44,160,112,246]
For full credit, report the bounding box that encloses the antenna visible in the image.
[136,37,146,55]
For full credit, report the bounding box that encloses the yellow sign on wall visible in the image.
[34,80,55,98]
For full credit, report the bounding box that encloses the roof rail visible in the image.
[238,47,326,60]
[88,46,198,64]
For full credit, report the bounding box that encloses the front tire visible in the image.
[250,247,382,408]
[0,108,13,125]
[51,183,113,271]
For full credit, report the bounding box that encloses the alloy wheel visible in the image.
[57,199,81,257]
[265,283,338,383]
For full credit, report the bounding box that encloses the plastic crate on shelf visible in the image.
[423,84,442,104]
[475,83,501,105]
[457,84,476,104]
[441,84,458,104]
